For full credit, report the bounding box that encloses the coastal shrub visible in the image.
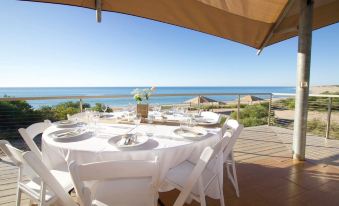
[0,99,93,139]
[277,98,295,110]
[306,119,339,139]
[190,103,246,111]
[276,93,339,111]
[92,103,113,113]
[43,101,90,120]
[230,103,269,127]
[0,99,44,139]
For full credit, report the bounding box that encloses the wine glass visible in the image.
[84,108,92,123]
[154,103,161,113]
[147,114,154,124]
[133,113,142,126]
[101,104,108,113]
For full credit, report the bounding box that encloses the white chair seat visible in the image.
[166,161,216,197]
[21,169,73,204]
[24,180,56,203]
[92,178,157,206]
[50,170,73,192]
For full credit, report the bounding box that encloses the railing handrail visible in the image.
[0,92,273,102]
[273,93,339,98]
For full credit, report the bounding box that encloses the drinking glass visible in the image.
[147,114,154,124]
[92,113,100,127]
[180,117,189,130]
[134,113,142,126]
[101,104,108,113]
[153,103,161,113]
[85,108,92,123]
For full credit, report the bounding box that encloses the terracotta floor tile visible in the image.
[283,170,331,190]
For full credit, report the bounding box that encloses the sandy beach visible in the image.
[311,85,339,94]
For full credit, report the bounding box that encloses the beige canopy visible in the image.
[185,96,223,105]
[240,95,263,103]
[240,95,263,102]
[23,0,339,50]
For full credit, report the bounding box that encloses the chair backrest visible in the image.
[69,158,159,206]
[0,140,38,181]
[173,146,214,206]
[23,151,77,206]
[18,120,51,158]
[223,120,243,161]
[201,111,221,124]
[221,116,231,136]
[201,120,242,179]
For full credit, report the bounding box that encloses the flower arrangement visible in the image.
[131,86,156,104]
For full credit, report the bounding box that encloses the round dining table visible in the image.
[41,113,222,198]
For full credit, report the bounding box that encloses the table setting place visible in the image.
[47,106,218,150]
[94,105,220,127]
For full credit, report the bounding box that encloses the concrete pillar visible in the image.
[292,0,314,160]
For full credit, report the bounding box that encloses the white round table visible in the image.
[42,122,221,198]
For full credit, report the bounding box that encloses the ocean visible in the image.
[0,87,295,108]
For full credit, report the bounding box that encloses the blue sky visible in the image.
[0,1,338,87]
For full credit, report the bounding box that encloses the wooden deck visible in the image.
[1,126,339,206]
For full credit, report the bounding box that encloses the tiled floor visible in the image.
[160,126,339,206]
[1,126,339,206]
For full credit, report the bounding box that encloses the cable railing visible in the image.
[272,93,339,139]
[0,92,338,140]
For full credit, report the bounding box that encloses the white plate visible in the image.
[49,129,88,141]
[173,127,207,139]
[108,133,149,148]
[54,120,78,128]
[195,118,217,126]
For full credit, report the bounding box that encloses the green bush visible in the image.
[92,103,113,112]
[0,99,44,139]
[277,93,339,111]
[307,119,339,139]
[0,99,91,139]
[230,103,269,127]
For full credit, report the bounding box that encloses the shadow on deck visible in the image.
[1,126,339,206]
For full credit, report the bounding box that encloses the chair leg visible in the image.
[231,159,240,197]
[218,174,225,206]
[16,189,21,206]
[198,178,206,206]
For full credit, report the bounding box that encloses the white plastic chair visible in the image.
[172,147,215,206]
[223,119,243,197]
[0,141,74,206]
[69,158,159,206]
[18,120,52,158]
[221,116,231,136]
[201,111,221,124]
[165,123,242,206]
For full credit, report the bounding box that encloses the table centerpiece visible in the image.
[131,86,156,118]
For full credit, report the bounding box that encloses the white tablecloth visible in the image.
[42,123,221,198]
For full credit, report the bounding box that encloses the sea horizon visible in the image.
[0,86,295,108]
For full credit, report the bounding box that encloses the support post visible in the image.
[96,0,102,23]
[325,97,332,139]
[80,99,83,112]
[268,94,273,126]
[237,95,240,122]
[292,0,313,161]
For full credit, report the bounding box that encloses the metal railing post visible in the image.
[237,95,240,122]
[268,94,273,126]
[325,97,332,139]
[80,99,83,112]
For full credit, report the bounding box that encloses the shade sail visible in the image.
[23,0,339,49]
[185,96,222,104]
[239,95,263,102]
